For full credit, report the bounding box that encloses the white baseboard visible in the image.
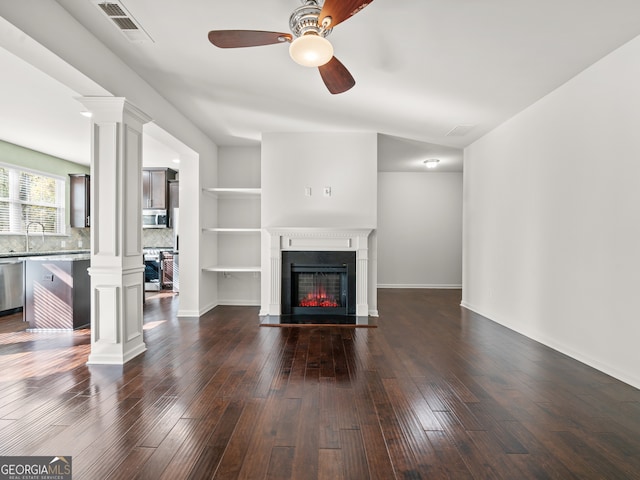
[460,301,640,391]
[178,300,218,318]
[216,299,261,307]
[377,284,462,289]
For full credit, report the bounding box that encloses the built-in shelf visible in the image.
[202,266,261,273]
[202,186,261,279]
[202,228,261,233]
[202,187,261,196]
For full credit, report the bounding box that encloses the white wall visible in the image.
[262,132,377,229]
[463,35,640,388]
[378,172,462,288]
[261,132,378,314]
[218,147,261,189]
[0,1,219,317]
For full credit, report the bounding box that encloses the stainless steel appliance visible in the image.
[173,208,179,292]
[142,209,168,229]
[144,249,162,291]
[161,251,174,289]
[0,260,23,315]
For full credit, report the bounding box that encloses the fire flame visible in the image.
[299,285,339,308]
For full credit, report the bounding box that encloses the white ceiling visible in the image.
[0,46,91,166]
[3,0,640,172]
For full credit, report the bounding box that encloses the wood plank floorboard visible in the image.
[1,288,640,479]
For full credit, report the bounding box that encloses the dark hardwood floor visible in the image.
[1,289,639,479]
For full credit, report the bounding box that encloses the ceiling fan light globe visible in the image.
[289,34,333,67]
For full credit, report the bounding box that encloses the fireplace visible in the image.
[261,228,375,324]
[281,251,356,316]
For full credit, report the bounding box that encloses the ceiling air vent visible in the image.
[92,1,154,43]
[97,2,126,17]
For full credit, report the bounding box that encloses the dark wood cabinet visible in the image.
[142,168,177,210]
[69,173,90,228]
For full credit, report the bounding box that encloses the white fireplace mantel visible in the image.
[260,227,373,319]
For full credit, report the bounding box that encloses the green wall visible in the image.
[0,139,89,225]
[0,139,89,175]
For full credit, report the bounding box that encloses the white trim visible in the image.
[178,299,218,318]
[378,284,462,289]
[263,227,373,317]
[217,299,261,307]
[202,266,261,272]
[460,301,640,391]
[0,161,66,181]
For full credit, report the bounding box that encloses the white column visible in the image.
[78,97,151,365]
[356,231,369,317]
[268,231,282,315]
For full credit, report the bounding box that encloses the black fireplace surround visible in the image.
[281,251,357,316]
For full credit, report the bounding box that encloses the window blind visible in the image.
[0,163,65,234]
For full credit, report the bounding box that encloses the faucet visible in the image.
[25,222,45,253]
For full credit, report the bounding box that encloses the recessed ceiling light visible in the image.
[172,158,180,164]
[423,159,440,169]
[80,111,93,118]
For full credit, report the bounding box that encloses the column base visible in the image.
[86,339,146,365]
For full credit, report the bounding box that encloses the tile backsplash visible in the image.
[142,228,174,248]
[0,228,90,254]
[0,227,174,254]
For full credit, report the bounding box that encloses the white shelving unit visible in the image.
[202,266,261,273]
[202,147,262,306]
[202,187,261,196]
[201,187,262,274]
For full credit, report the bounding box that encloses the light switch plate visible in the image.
[323,186,331,197]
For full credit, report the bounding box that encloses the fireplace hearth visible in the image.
[281,251,356,318]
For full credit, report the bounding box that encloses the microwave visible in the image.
[142,209,168,228]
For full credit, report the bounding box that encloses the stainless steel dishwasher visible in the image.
[0,260,24,314]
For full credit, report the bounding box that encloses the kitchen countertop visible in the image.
[25,253,90,262]
[0,250,90,260]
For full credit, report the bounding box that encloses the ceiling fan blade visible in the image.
[208,30,292,48]
[318,57,355,94]
[318,0,374,28]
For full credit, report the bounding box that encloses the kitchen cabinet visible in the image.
[69,173,90,227]
[142,168,177,210]
[24,254,90,329]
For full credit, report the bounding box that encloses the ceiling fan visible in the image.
[208,0,374,94]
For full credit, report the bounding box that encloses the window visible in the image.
[0,163,65,234]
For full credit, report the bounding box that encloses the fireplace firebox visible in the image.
[292,265,347,314]
[282,251,356,317]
